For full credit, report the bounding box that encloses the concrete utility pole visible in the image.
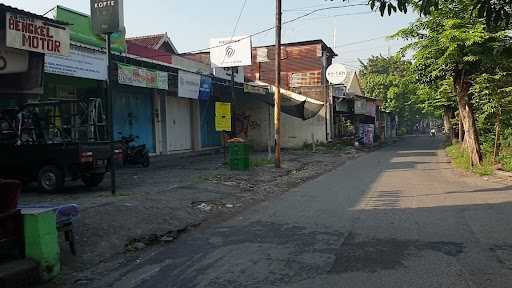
[274,0,282,168]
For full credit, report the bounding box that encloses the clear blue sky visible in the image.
[3,0,417,69]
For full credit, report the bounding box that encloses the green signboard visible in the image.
[53,6,126,53]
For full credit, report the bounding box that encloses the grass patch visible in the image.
[498,148,512,172]
[446,144,494,176]
[250,158,274,168]
[301,142,351,152]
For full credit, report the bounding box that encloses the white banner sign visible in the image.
[118,64,168,90]
[45,45,107,80]
[210,36,252,68]
[178,70,201,99]
[6,12,70,56]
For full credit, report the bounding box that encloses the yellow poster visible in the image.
[215,102,232,132]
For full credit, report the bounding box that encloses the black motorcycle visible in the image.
[118,134,150,168]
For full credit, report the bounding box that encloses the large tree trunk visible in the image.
[443,107,453,142]
[454,73,482,166]
[458,113,464,143]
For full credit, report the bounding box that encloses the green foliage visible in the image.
[359,55,425,132]
[393,2,509,85]
[334,0,512,29]
[446,144,494,175]
[498,149,512,172]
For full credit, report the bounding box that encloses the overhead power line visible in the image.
[181,3,369,54]
[231,0,248,38]
[283,1,368,12]
[335,35,388,49]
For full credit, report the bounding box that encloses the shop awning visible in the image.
[245,82,324,120]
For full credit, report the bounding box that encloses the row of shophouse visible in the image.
[0,4,397,155]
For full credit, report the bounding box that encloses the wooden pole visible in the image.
[274,0,282,168]
[231,66,236,138]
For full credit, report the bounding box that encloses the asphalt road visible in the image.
[92,136,512,288]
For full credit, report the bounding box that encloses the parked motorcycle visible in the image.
[118,133,150,168]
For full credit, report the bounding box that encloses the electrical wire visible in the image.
[283,1,368,12]
[336,35,388,48]
[231,0,249,38]
[181,3,369,54]
[300,11,374,21]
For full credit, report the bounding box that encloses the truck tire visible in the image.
[38,165,64,193]
[81,173,105,188]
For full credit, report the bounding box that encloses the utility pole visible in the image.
[231,67,236,138]
[274,0,282,168]
[106,33,116,195]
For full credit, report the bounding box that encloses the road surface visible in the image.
[93,136,512,288]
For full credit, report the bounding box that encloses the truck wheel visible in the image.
[38,166,64,193]
[82,173,105,187]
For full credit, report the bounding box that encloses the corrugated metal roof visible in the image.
[0,4,68,26]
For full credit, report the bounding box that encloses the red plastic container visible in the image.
[0,179,22,211]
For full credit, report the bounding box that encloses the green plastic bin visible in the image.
[23,209,60,280]
[229,158,250,171]
[229,143,250,158]
[229,143,250,171]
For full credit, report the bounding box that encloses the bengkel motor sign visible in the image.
[5,12,70,56]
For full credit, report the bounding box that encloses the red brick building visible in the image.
[183,39,337,103]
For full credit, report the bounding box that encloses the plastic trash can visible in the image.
[229,143,250,171]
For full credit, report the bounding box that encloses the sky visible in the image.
[3,0,418,70]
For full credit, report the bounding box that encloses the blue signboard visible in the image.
[198,76,212,100]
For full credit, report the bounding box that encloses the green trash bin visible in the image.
[23,208,60,281]
[229,143,250,171]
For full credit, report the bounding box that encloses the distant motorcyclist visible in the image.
[430,128,437,137]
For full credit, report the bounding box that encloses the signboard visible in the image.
[118,63,168,90]
[178,70,201,99]
[326,63,348,85]
[5,12,70,56]
[210,36,252,68]
[91,0,125,34]
[199,76,212,100]
[331,85,347,98]
[45,45,107,80]
[0,41,29,74]
[215,102,232,132]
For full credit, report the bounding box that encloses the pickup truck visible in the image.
[0,100,122,193]
[0,140,121,193]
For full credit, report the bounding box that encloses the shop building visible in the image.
[0,4,70,109]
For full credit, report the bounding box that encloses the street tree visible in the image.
[415,78,458,141]
[472,73,512,161]
[392,0,511,165]
[359,55,424,133]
